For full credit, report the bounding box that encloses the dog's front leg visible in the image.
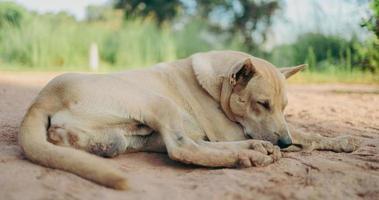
[284,128,360,153]
[144,98,278,168]
[161,131,279,167]
[197,140,281,159]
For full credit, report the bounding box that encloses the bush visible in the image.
[0,2,27,28]
[269,33,364,72]
[0,4,239,69]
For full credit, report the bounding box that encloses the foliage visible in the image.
[269,33,377,73]
[114,0,282,52]
[0,2,238,69]
[0,1,377,83]
[86,4,114,22]
[114,0,183,24]
[361,0,379,38]
[359,0,379,72]
[0,2,27,28]
[197,0,281,52]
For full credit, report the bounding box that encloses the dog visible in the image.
[19,51,359,190]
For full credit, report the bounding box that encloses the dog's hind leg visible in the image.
[48,107,169,158]
[283,127,360,153]
[48,120,128,158]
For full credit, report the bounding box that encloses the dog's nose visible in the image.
[277,136,292,149]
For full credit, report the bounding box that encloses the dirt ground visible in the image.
[0,72,378,200]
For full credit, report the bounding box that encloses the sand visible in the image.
[0,72,378,200]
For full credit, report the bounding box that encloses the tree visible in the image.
[113,0,183,25]
[86,5,109,21]
[197,0,281,52]
[113,0,282,52]
[361,0,379,38]
[269,33,360,71]
[0,2,27,28]
[359,0,379,72]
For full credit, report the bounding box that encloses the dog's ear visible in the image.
[191,51,253,101]
[230,58,256,91]
[280,64,306,79]
[192,52,223,101]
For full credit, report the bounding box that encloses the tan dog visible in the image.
[19,51,359,190]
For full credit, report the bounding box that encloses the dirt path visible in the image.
[0,72,378,200]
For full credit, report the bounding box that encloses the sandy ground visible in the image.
[0,72,378,200]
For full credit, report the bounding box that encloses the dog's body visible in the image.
[19,51,359,190]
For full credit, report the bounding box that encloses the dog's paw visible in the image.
[247,140,279,156]
[331,136,360,153]
[237,147,281,168]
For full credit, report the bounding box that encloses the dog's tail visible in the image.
[18,104,128,190]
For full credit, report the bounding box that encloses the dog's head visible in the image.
[225,58,305,148]
[192,51,305,148]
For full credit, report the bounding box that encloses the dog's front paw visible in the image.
[247,140,280,156]
[331,136,360,153]
[237,146,281,168]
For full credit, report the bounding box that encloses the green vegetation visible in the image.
[0,1,378,84]
[288,70,379,84]
[0,3,238,70]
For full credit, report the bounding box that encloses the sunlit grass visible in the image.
[2,64,378,84]
[0,13,377,84]
[0,15,234,70]
[288,70,379,84]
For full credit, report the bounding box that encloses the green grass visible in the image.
[0,6,377,84]
[2,64,378,85]
[288,70,379,84]
[0,14,238,70]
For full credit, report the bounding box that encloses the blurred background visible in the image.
[0,0,378,83]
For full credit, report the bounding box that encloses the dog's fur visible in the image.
[19,51,359,190]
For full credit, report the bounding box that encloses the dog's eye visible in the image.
[257,100,270,110]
